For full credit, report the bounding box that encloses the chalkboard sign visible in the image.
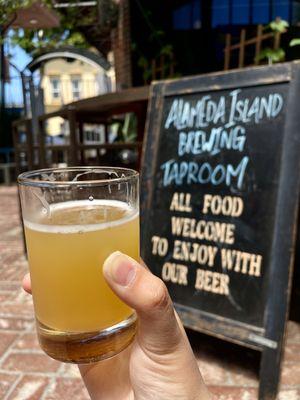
[141,62,300,400]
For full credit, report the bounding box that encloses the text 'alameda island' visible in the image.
[161,90,283,189]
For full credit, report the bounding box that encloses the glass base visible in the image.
[36,313,137,364]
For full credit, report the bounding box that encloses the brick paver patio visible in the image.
[0,185,299,399]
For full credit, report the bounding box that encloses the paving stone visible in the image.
[278,389,300,399]
[0,332,18,357]
[197,358,228,386]
[0,317,33,331]
[13,333,40,352]
[0,186,299,399]
[0,372,20,399]
[4,289,30,304]
[60,363,81,379]
[0,292,16,302]
[7,375,49,400]
[283,342,300,362]
[1,353,61,374]
[280,363,300,386]
[43,378,89,400]
[226,363,258,387]
[0,283,22,291]
[209,386,258,399]
[287,321,300,344]
[0,303,34,319]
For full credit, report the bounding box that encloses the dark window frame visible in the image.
[212,0,291,27]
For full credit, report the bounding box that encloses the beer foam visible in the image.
[24,200,139,234]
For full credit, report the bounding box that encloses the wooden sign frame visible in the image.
[140,62,300,399]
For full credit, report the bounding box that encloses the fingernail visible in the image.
[103,251,137,286]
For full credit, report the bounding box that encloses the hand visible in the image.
[23,252,212,400]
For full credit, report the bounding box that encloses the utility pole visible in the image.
[0,25,7,148]
[0,14,17,129]
[0,28,6,127]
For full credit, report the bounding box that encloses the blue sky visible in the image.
[5,41,32,107]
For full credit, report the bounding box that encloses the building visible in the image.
[40,54,115,137]
[172,1,300,28]
[129,0,300,85]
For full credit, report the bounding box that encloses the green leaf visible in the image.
[137,56,148,68]
[256,47,285,63]
[1,0,114,55]
[290,38,300,47]
[160,45,173,56]
[269,18,289,33]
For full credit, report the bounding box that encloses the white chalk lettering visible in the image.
[161,156,249,190]
[195,268,230,295]
[171,217,235,244]
[162,262,188,286]
[173,240,218,267]
[178,125,246,157]
[202,194,244,217]
[226,90,284,127]
[170,192,192,212]
[221,248,262,277]
[151,236,169,257]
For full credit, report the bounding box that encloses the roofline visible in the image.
[25,47,111,73]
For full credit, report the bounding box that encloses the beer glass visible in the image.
[18,167,139,363]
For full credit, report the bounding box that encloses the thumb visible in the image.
[103,252,184,354]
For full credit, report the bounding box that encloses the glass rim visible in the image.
[18,166,139,188]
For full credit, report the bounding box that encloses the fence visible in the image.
[224,24,285,70]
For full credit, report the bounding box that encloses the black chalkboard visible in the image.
[141,62,300,400]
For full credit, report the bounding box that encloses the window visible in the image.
[71,76,81,100]
[292,0,300,24]
[253,0,270,24]
[232,0,250,24]
[173,0,201,30]
[84,128,103,143]
[212,0,230,27]
[50,77,61,100]
[212,0,292,26]
[273,0,290,19]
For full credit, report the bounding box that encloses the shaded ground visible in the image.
[0,186,299,399]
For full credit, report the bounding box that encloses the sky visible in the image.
[5,40,32,108]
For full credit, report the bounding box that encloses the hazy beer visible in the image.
[19,168,139,363]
